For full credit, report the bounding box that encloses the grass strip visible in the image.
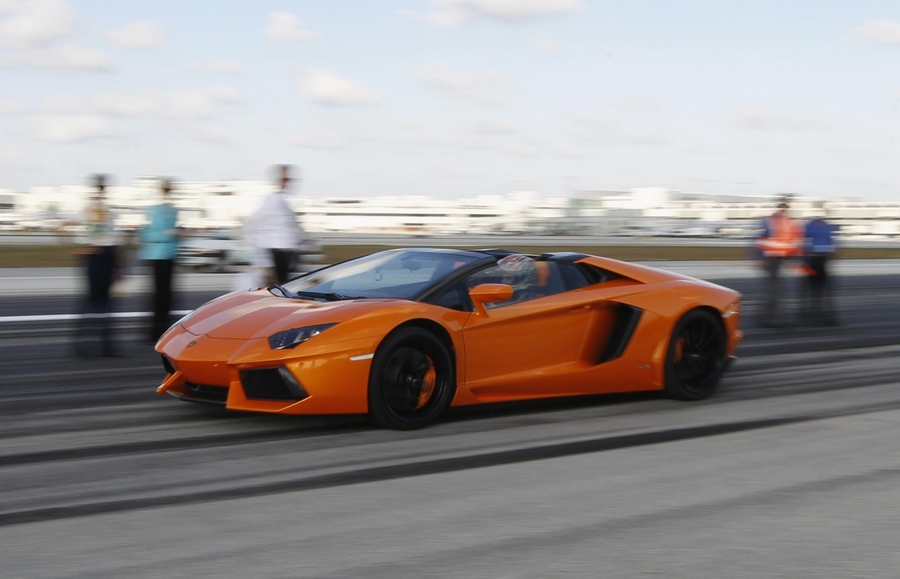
[2,243,899,269]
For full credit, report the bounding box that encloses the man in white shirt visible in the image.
[248,164,307,285]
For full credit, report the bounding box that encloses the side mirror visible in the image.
[469,283,513,316]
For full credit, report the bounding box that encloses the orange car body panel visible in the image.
[157,254,742,415]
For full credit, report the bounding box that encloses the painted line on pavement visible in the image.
[0,310,192,324]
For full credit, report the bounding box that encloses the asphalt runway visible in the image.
[1,267,899,578]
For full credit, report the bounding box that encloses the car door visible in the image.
[461,286,598,398]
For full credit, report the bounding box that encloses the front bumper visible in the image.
[156,328,377,415]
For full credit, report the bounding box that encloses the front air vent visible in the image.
[183,382,228,403]
[161,355,177,374]
[240,367,308,401]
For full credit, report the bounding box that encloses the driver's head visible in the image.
[497,254,537,288]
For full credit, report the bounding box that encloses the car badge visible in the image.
[186,340,198,348]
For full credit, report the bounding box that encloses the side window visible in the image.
[467,257,549,308]
[532,261,563,296]
[462,261,597,308]
[433,260,604,311]
[430,282,471,312]
[466,264,505,287]
[557,262,593,290]
[464,262,528,308]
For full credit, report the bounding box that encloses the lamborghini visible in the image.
[156,248,742,429]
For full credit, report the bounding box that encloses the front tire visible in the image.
[664,309,727,401]
[368,327,455,430]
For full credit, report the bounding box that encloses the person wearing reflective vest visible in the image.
[755,200,802,327]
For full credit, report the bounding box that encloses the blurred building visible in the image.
[1,179,899,240]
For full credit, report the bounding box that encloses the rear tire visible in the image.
[664,309,726,401]
[368,327,455,430]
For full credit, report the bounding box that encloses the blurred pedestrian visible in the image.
[802,202,838,326]
[754,198,802,328]
[248,164,307,285]
[138,178,183,342]
[73,174,122,357]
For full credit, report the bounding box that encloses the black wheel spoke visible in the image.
[380,347,433,411]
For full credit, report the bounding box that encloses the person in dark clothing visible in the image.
[73,174,121,357]
[802,203,838,326]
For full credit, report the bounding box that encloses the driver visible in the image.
[496,254,537,299]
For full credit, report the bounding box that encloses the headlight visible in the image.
[269,323,337,350]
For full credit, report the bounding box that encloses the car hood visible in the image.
[182,290,383,340]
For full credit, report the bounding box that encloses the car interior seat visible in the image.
[533,261,565,297]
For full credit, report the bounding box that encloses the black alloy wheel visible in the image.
[664,309,727,401]
[368,327,455,430]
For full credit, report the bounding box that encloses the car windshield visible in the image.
[283,249,482,300]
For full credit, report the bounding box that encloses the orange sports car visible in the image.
[156,248,742,429]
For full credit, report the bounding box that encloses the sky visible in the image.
[1,0,899,201]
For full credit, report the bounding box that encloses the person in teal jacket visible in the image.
[139,179,182,342]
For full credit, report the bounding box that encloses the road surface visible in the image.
[1,265,898,578]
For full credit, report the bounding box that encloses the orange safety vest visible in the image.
[756,212,801,258]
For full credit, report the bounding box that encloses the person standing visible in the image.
[138,178,182,342]
[248,164,307,285]
[802,202,838,326]
[754,198,802,328]
[73,174,121,357]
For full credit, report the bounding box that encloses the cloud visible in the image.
[497,136,549,158]
[735,106,831,132]
[105,93,212,120]
[396,125,581,160]
[295,68,379,106]
[189,125,233,145]
[185,59,245,76]
[533,36,561,54]
[0,0,75,49]
[0,41,113,70]
[199,85,245,105]
[602,95,668,111]
[43,86,244,121]
[0,1,113,70]
[396,8,471,28]
[30,87,245,144]
[424,7,471,28]
[103,88,243,119]
[293,132,350,149]
[33,114,116,143]
[854,19,900,45]
[411,65,514,106]
[265,11,318,43]
[422,0,580,27]
[105,20,163,49]
[0,97,23,114]
[622,130,669,145]
[470,117,520,136]
[561,112,671,146]
[0,146,35,170]
[455,0,581,20]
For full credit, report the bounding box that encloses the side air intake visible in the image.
[598,305,643,364]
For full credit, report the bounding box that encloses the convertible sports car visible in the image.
[156,248,742,429]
